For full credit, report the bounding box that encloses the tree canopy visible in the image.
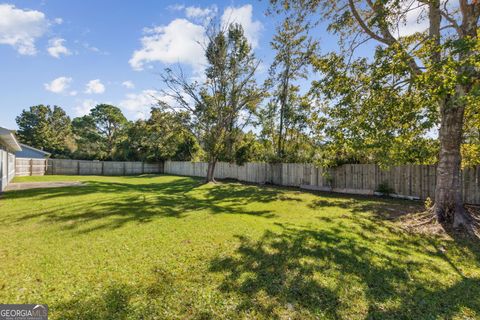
[16,105,74,157]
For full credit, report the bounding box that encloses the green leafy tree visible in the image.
[120,108,200,161]
[160,23,263,182]
[272,0,480,233]
[462,97,480,167]
[264,15,318,161]
[16,105,74,157]
[310,53,439,167]
[72,115,103,160]
[73,104,128,160]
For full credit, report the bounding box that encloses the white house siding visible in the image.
[0,149,16,191]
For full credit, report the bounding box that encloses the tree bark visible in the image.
[277,59,291,160]
[434,89,471,230]
[206,159,217,183]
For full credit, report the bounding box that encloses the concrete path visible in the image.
[5,181,84,191]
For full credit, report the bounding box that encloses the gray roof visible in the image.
[0,127,22,152]
[19,143,51,156]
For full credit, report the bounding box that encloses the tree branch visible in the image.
[348,0,423,75]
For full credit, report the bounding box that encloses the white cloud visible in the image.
[79,41,109,55]
[44,76,72,93]
[69,90,78,96]
[54,17,63,25]
[221,5,263,48]
[119,89,159,119]
[170,4,217,21]
[0,4,50,55]
[47,37,71,58]
[394,1,429,38]
[130,4,262,73]
[129,18,207,72]
[122,80,135,89]
[185,5,217,20]
[74,99,97,116]
[168,4,185,11]
[85,79,105,94]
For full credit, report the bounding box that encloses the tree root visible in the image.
[204,178,218,184]
[400,206,480,240]
[410,215,436,227]
[399,208,442,235]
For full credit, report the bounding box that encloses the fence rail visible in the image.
[15,158,47,176]
[10,158,480,204]
[46,159,164,176]
[164,161,480,204]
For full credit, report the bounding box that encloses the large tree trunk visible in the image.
[206,159,217,183]
[434,89,471,230]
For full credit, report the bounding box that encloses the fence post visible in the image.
[101,161,104,175]
[30,158,33,176]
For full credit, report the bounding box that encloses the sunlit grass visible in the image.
[1,174,479,319]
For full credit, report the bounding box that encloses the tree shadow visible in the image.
[307,192,423,220]
[209,223,480,319]
[54,282,133,320]
[52,266,220,319]
[3,177,282,233]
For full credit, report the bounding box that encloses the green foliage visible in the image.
[375,181,395,195]
[16,105,74,157]
[73,104,128,160]
[462,144,480,168]
[310,52,438,168]
[72,115,103,160]
[160,23,263,169]
[233,132,262,165]
[260,14,319,161]
[462,89,480,167]
[424,197,433,210]
[119,108,200,161]
[268,0,480,176]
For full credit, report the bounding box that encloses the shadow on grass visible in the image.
[308,193,422,219]
[3,177,282,233]
[53,266,216,319]
[54,283,133,320]
[209,223,480,319]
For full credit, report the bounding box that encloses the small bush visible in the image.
[424,197,433,210]
[376,181,395,195]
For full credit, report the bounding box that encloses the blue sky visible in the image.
[0,0,401,130]
[0,0,277,129]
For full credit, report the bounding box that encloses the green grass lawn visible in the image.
[1,175,479,319]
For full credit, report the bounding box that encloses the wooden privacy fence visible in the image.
[15,158,48,176]
[45,159,164,176]
[164,161,480,204]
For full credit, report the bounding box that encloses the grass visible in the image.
[1,174,479,319]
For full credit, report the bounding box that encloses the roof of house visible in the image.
[19,143,51,156]
[0,127,22,152]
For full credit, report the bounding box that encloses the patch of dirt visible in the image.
[399,205,480,240]
[5,181,84,191]
[399,211,447,237]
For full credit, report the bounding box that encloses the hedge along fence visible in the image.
[164,161,480,205]
[45,159,164,176]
